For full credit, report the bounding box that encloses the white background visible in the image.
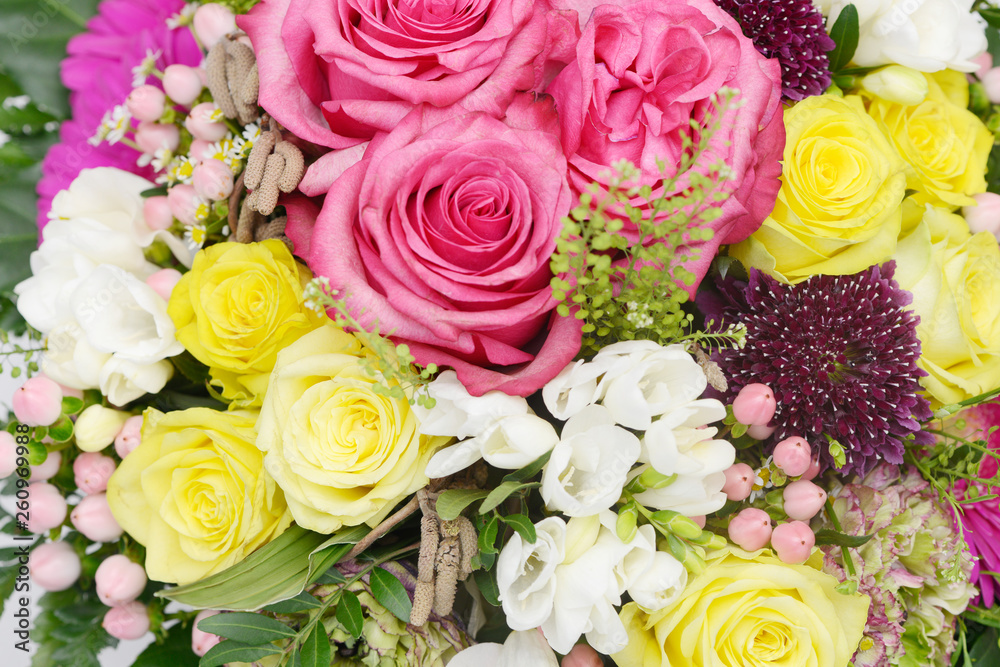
[0,344,151,666]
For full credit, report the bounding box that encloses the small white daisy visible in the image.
[185,224,208,250]
[131,49,162,87]
[166,3,197,29]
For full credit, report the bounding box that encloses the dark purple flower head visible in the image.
[714,0,835,101]
[712,263,933,476]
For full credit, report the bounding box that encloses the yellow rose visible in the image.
[866,70,992,209]
[612,547,870,667]
[892,214,1000,405]
[168,240,322,408]
[106,408,291,584]
[730,94,907,283]
[255,326,449,534]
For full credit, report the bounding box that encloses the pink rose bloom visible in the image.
[547,0,785,292]
[238,0,579,149]
[287,98,582,396]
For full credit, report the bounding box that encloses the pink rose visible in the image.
[238,0,580,149]
[287,98,582,396]
[547,0,785,292]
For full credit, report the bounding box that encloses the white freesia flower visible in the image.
[630,463,733,517]
[99,356,174,407]
[627,551,687,611]
[71,266,183,365]
[414,370,528,439]
[541,356,614,420]
[497,517,566,631]
[817,0,987,72]
[541,405,640,517]
[424,413,559,478]
[448,630,558,667]
[41,321,110,389]
[593,341,709,430]
[640,409,733,479]
[49,167,193,267]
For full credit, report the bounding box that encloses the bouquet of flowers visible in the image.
[3,0,1000,665]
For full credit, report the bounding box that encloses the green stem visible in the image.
[824,498,858,579]
[50,1,88,29]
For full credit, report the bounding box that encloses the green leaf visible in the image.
[500,514,536,544]
[813,529,874,548]
[261,590,321,614]
[0,141,34,168]
[197,612,296,645]
[478,513,499,555]
[827,4,859,72]
[501,451,551,484]
[369,566,412,623]
[335,590,364,639]
[132,622,201,667]
[970,626,1000,665]
[60,396,83,415]
[158,524,368,611]
[981,8,1000,30]
[198,640,281,667]
[172,351,211,385]
[435,489,489,521]
[300,623,333,667]
[479,482,539,515]
[47,415,73,442]
[473,568,500,607]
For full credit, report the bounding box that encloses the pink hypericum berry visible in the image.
[800,454,822,481]
[143,196,173,231]
[102,601,150,640]
[114,415,144,459]
[30,451,62,482]
[167,184,202,226]
[185,103,228,142]
[963,192,1000,238]
[192,610,224,657]
[29,541,81,591]
[163,64,204,106]
[71,492,123,543]
[563,643,604,667]
[189,139,213,163]
[0,432,16,478]
[721,463,755,501]
[747,424,776,440]
[691,515,706,529]
[95,555,148,607]
[982,67,1000,104]
[12,376,63,427]
[971,52,993,73]
[146,268,183,301]
[192,159,234,201]
[135,121,180,154]
[728,508,773,551]
[771,521,816,564]
[73,452,117,495]
[26,483,68,533]
[783,480,828,521]
[194,4,237,47]
[772,436,812,477]
[732,383,776,427]
[126,85,166,123]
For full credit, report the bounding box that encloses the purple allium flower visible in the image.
[709,262,933,476]
[37,0,200,231]
[713,0,835,100]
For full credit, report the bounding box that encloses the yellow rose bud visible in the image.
[255,326,449,534]
[106,408,291,584]
[893,217,1000,405]
[861,65,929,106]
[867,70,993,209]
[613,547,870,667]
[731,94,907,283]
[167,240,322,408]
[75,405,130,452]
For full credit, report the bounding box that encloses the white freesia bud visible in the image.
[99,357,174,407]
[541,405,640,517]
[497,517,566,631]
[479,415,559,469]
[414,370,528,439]
[640,406,733,478]
[75,405,130,452]
[542,357,614,420]
[71,265,183,365]
[630,464,732,517]
[594,341,709,430]
[627,551,687,611]
[860,65,929,105]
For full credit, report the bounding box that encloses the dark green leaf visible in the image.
[499,514,536,544]
[132,622,201,667]
[335,590,364,639]
[813,529,874,548]
[478,513,499,555]
[172,352,211,385]
[0,141,34,168]
[369,566,412,623]
[970,626,1000,665]
[198,640,281,667]
[435,489,489,521]
[479,481,539,515]
[981,8,1000,30]
[473,568,500,607]
[196,612,296,645]
[827,4,859,72]
[501,451,551,484]
[140,186,169,198]
[300,623,332,667]
[261,591,321,614]
[314,567,347,585]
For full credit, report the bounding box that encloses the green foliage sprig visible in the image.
[303,278,437,408]
[549,88,739,355]
[0,325,43,379]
